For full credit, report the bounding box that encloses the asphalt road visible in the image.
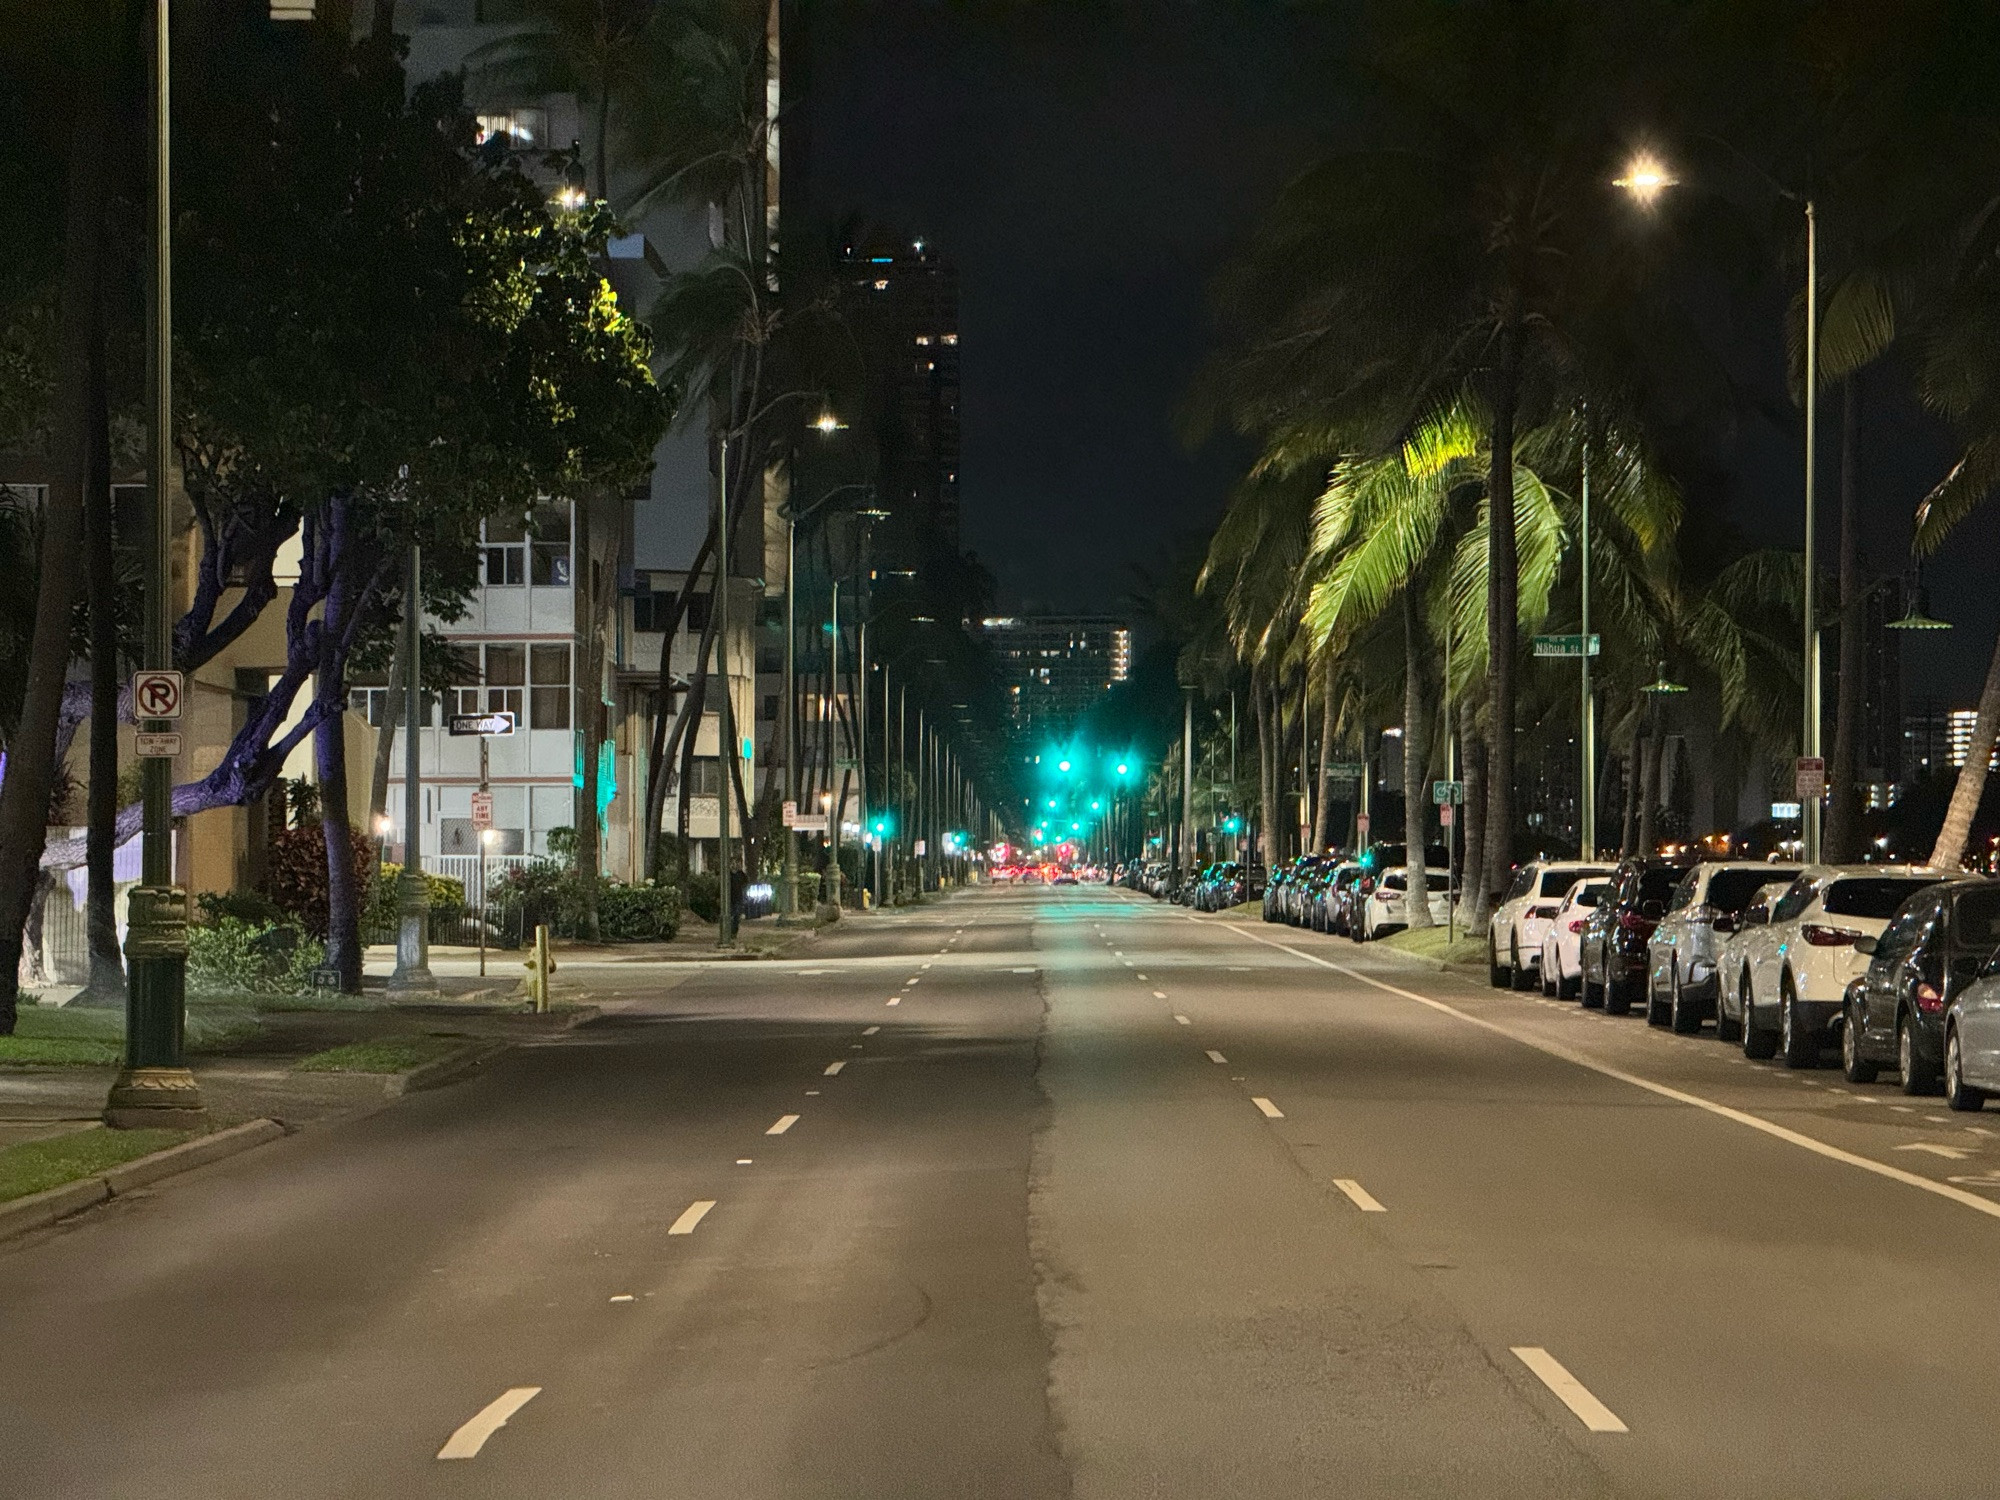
[5,885,2000,1497]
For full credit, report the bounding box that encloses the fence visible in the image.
[40,887,89,984]
[422,853,537,900]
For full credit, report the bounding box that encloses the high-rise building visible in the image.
[838,232,961,561]
[983,615,1132,742]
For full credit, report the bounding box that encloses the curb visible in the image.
[386,1039,512,1097]
[0,1118,286,1247]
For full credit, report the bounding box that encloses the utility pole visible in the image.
[717,434,737,946]
[1580,428,1596,859]
[1181,692,1195,884]
[388,544,435,993]
[109,0,203,1127]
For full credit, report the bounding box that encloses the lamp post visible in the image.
[389,543,435,992]
[717,433,737,947]
[1619,152,1820,858]
[109,0,203,1128]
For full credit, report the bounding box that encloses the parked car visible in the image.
[1538,878,1610,998]
[1263,859,1299,922]
[1356,867,1455,940]
[1937,929,2000,1109]
[1578,857,1691,1013]
[1645,861,1802,1032]
[1714,881,1798,1043]
[1726,864,1964,1066]
[1287,855,1337,926]
[1323,862,1364,935]
[1488,859,1615,991]
[1844,877,2000,1092]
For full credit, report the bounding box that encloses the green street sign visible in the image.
[1431,779,1465,805]
[1533,633,1601,659]
[1323,760,1366,780]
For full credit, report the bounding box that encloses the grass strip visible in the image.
[294,1034,466,1074]
[1380,924,1490,967]
[0,1127,191,1204]
[0,1037,123,1068]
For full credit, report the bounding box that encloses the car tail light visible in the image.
[1618,910,1649,931]
[1914,981,1945,1015]
[1801,924,1862,947]
[1359,877,1374,894]
[1568,918,1588,932]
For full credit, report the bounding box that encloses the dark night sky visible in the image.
[801,2,2000,704]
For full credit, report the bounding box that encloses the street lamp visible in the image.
[1620,151,1821,858]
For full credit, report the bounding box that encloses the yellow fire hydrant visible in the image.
[523,923,555,1012]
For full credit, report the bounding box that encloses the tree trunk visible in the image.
[83,301,122,1003]
[1825,376,1864,862]
[1401,589,1433,928]
[1637,704,1662,856]
[1929,623,2000,870]
[1310,653,1336,853]
[1255,675,1277,868]
[1476,327,1523,926]
[316,711,362,992]
[0,82,107,1035]
[1459,693,1486,918]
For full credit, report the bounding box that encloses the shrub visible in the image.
[684,870,748,924]
[489,861,680,942]
[196,889,287,927]
[187,916,326,996]
[365,863,467,933]
[266,822,379,938]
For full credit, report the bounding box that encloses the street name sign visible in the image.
[1532,634,1601,659]
[1324,760,1366,780]
[448,711,516,737]
[790,814,828,834]
[132,670,183,720]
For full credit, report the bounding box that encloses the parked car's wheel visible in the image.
[1900,1012,1939,1095]
[1510,937,1535,992]
[1645,966,1670,1027]
[1742,976,1778,1059]
[1946,1027,1986,1112]
[1716,973,1744,1044]
[1780,981,1817,1068]
[1559,963,1580,1000]
[1581,947,1605,1009]
[1540,948,1558,997]
[1841,998,1879,1083]
[1489,938,1508,988]
[1604,959,1632,1016]
[1670,963,1702,1034]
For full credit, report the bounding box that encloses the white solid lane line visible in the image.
[437,1387,543,1460]
[1332,1178,1387,1213]
[1205,1049,1227,1064]
[1174,1015,1192,1026]
[1252,1097,1285,1119]
[767,1115,799,1135]
[863,1025,880,1035]
[668,1200,716,1235]
[823,1060,846,1076]
[1012,966,1036,974]
[1510,1348,1628,1433]
[609,1294,635,1303]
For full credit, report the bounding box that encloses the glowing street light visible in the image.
[1613,152,1676,207]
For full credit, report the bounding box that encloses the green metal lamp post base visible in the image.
[388,868,436,993]
[105,885,206,1130]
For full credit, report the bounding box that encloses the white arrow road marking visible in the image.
[668,1200,716,1235]
[1511,1348,1626,1433]
[767,1115,799,1135]
[437,1387,542,1460]
[1252,1097,1284,1119]
[1332,1178,1387,1213]
[1896,1142,1976,1160]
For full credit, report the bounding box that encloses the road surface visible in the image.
[4,885,1998,1497]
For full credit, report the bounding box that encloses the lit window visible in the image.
[475,109,547,148]
[873,279,889,291]
[941,333,958,345]
[914,335,932,346]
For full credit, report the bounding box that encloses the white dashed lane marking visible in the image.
[767,1115,799,1135]
[1252,1097,1284,1119]
[1512,1347,1627,1433]
[668,1201,716,1235]
[1205,1050,1227,1064]
[823,1060,846,1076]
[1332,1178,1387,1213]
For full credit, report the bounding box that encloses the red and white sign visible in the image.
[132,670,184,721]
[135,731,181,759]
[1356,812,1371,837]
[781,799,799,827]
[470,790,494,830]
[1795,756,1826,798]
[1439,803,1455,827]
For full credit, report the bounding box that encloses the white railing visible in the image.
[422,853,539,893]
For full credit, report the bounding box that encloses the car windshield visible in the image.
[1541,869,1608,897]
[1822,877,1945,919]
[1954,886,2000,948]
[1706,869,1781,913]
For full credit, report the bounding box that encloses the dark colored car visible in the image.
[1580,857,1691,1014]
[1845,878,2000,1092]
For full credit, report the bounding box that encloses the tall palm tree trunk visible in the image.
[1478,327,1524,924]
[1310,654,1336,852]
[1255,675,1277,868]
[1401,590,1433,928]
[1825,378,1864,861]
[1929,624,2000,870]
[0,79,106,1035]
[1459,694,1486,918]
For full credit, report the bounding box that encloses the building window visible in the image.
[687,757,723,796]
[474,107,547,148]
[530,643,570,729]
[761,694,778,722]
[482,515,527,586]
[483,643,526,720]
[755,646,782,674]
[531,505,572,586]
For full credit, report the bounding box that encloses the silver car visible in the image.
[1646,862,1801,1033]
[1714,881,1798,1043]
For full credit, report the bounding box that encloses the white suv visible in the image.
[1726,864,1964,1067]
[1489,860,1614,991]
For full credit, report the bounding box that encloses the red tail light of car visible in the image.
[1914,981,1945,1015]
[1359,877,1375,894]
[1800,923,1863,947]
[1568,918,1589,933]
[1618,910,1649,931]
